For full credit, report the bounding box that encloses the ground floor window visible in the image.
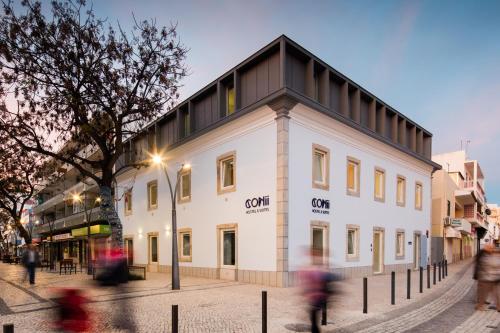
[178,228,192,262]
[150,236,158,263]
[346,225,360,261]
[396,230,405,259]
[311,221,329,265]
[223,230,236,266]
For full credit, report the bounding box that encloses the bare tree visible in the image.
[0,0,188,248]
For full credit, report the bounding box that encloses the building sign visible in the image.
[245,195,270,214]
[71,225,111,237]
[451,218,462,227]
[312,198,330,215]
[52,233,73,241]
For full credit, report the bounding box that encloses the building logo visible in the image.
[312,198,330,215]
[245,195,270,214]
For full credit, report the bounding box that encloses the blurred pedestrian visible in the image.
[474,243,500,311]
[54,288,90,332]
[21,244,39,285]
[299,248,335,333]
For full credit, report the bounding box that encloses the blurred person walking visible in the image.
[54,288,90,332]
[21,244,39,285]
[299,248,335,333]
[474,243,500,311]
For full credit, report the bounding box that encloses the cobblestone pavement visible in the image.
[0,260,498,332]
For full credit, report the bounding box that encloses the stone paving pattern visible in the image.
[0,259,498,332]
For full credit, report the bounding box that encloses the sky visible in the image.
[11,0,500,202]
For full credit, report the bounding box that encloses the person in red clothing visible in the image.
[54,288,90,332]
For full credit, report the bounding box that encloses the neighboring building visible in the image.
[432,151,488,263]
[114,35,439,287]
[485,203,500,246]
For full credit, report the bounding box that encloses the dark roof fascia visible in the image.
[281,35,433,137]
[284,87,441,170]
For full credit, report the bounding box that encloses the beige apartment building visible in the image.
[431,151,488,263]
[485,203,500,246]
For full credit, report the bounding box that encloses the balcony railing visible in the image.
[463,180,474,188]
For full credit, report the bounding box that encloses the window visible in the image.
[312,144,330,190]
[124,189,132,215]
[374,167,385,202]
[396,230,405,259]
[346,157,360,196]
[447,200,451,217]
[179,169,191,203]
[346,225,360,261]
[227,85,235,116]
[396,175,406,206]
[311,222,329,265]
[178,228,192,262]
[147,181,158,210]
[223,230,236,266]
[217,152,236,194]
[415,182,423,210]
[183,112,190,137]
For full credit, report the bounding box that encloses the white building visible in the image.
[113,36,439,287]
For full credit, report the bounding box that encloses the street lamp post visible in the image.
[152,154,189,290]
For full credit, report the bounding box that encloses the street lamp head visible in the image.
[72,193,82,203]
[183,163,191,170]
[152,154,164,165]
[95,197,102,203]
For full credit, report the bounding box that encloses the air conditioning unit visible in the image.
[443,217,452,226]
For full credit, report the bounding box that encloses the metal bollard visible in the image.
[427,264,430,289]
[391,271,395,305]
[172,305,178,333]
[442,260,445,279]
[438,262,442,282]
[407,269,411,299]
[445,260,448,276]
[363,277,368,314]
[321,303,327,326]
[262,291,267,333]
[419,266,423,293]
[3,324,14,333]
[433,263,436,285]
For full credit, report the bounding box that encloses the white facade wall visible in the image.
[288,104,433,272]
[116,106,278,272]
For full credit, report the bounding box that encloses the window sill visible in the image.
[346,190,360,197]
[179,257,192,263]
[218,186,236,195]
[346,255,360,262]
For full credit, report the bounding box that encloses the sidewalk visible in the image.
[0,259,489,332]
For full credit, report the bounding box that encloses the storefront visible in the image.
[71,224,111,264]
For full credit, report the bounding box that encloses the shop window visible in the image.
[312,144,330,190]
[179,169,191,203]
[374,167,385,202]
[124,189,132,215]
[396,230,405,259]
[147,180,158,210]
[396,175,406,206]
[178,228,192,262]
[415,182,423,210]
[217,152,236,194]
[346,225,360,261]
[346,157,360,196]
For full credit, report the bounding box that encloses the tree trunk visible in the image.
[99,185,123,249]
[15,219,32,245]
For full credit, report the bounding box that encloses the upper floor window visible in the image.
[227,85,235,116]
[179,169,191,203]
[374,167,385,202]
[346,157,360,196]
[312,144,330,190]
[217,152,236,194]
[124,189,132,215]
[415,182,423,210]
[147,181,158,210]
[396,175,406,206]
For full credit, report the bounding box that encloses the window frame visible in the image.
[346,224,360,261]
[310,221,330,266]
[178,169,192,203]
[396,175,406,207]
[217,151,236,195]
[178,228,192,262]
[147,180,158,210]
[124,189,133,216]
[373,167,386,202]
[346,156,361,197]
[395,229,405,259]
[415,181,423,210]
[312,144,330,190]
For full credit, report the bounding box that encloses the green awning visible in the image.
[71,224,111,237]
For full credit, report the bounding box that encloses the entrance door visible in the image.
[413,233,421,269]
[219,229,237,280]
[125,239,134,265]
[373,231,384,274]
[148,235,158,272]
